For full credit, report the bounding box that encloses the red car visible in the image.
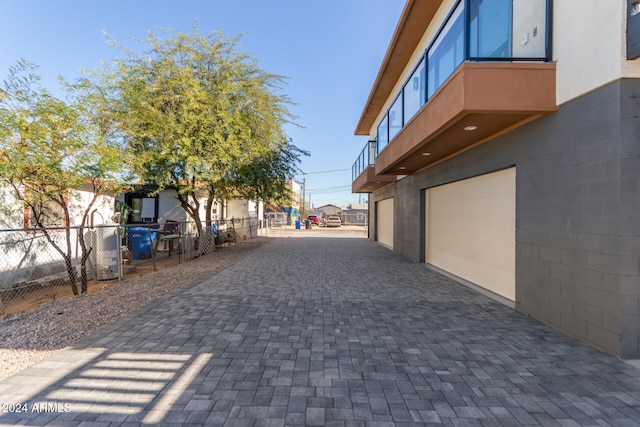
[306,215,321,225]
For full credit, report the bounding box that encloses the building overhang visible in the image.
[375,62,558,175]
[355,0,444,136]
[352,166,397,193]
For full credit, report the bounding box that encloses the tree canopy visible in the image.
[0,26,308,289]
[97,27,307,238]
[0,60,131,293]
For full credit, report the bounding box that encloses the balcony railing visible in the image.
[352,139,399,193]
[374,0,552,155]
[352,140,376,181]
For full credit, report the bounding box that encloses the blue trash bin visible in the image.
[295,220,301,230]
[128,227,158,260]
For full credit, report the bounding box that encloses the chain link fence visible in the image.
[0,217,271,319]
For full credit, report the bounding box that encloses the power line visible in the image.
[302,168,350,175]
[306,186,352,195]
[306,185,351,191]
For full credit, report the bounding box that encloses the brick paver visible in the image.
[1,235,639,426]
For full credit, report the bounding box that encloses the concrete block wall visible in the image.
[368,78,640,358]
[516,80,628,356]
[618,79,640,356]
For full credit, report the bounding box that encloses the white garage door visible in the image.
[376,198,394,249]
[427,168,515,301]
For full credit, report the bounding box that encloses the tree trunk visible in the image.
[78,231,91,294]
[34,201,80,296]
[176,191,202,234]
[175,190,207,254]
[78,187,100,294]
[61,203,80,295]
[39,229,79,296]
[205,190,215,228]
[64,254,79,295]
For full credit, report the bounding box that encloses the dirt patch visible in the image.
[0,281,113,318]
[0,248,221,320]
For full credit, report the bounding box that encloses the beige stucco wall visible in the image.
[554,0,640,104]
[426,168,516,301]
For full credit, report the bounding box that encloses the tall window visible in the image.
[377,115,389,155]
[427,2,465,99]
[388,95,403,141]
[403,57,426,124]
[468,0,512,58]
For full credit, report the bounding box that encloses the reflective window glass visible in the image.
[427,3,465,99]
[403,57,426,123]
[468,0,512,58]
[511,0,547,58]
[377,115,388,155]
[388,95,403,141]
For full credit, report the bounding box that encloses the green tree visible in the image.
[0,60,130,294]
[227,139,308,213]
[99,27,304,246]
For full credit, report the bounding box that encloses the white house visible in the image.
[0,184,116,288]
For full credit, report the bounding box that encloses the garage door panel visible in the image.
[376,198,394,249]
[427,168,515,301]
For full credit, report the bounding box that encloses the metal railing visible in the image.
[352,140,376,181]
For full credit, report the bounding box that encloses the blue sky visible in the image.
[0,1,403,208]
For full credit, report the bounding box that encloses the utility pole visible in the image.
[301,177,306,216]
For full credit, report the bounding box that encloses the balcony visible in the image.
[352,141,396,193]
[376,61,556,175]
[352,0,556,190]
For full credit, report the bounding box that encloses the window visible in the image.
[428,2,465,99]
[403,57,426,123]
[377,115,389,155]
[388,95,403,141]
[468,0,512,58]
[125,193,158,224]
[131,197,156,223]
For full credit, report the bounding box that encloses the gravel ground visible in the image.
[0,236,272,381]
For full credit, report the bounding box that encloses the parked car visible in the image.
[326,216,342,227]
[306,214,321,225]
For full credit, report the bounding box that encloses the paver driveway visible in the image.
[0,235,639,426]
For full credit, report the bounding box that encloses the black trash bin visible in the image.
[305,219,311,229]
